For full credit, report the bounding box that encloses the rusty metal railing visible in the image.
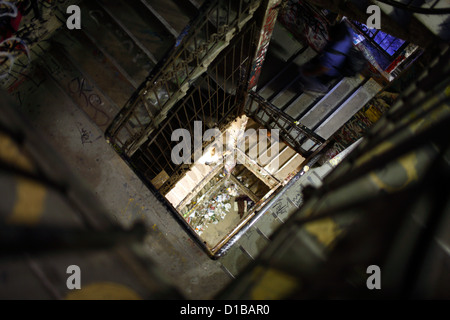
[106,0,262,157]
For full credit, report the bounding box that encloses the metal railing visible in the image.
[245,92,326,157]
[106,0,262,157]
[129,22,258,196]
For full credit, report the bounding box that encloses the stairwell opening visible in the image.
[103,11,326,258]
[162,114,306,256]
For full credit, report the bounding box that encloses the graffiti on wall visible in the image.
[248,1,282,90]
[0,0,69,81]
[332,91,399,153]
[278,0,330,52]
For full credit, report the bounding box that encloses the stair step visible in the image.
[273,152,304,182]
[142,0,199,36]
[80,1,155,85]
[200,163,215,176]
[269,76,302,109]
[264,145,295,175]
[252,21,305,90]
[253,210,284,239]
[174,182,190,200]
[299,76,365,130]
[190,164,208,179]
[300,138,320,154]
[268,22,304,62]
[219,244,252,277]
[264,143,288,170]
[166,190,183,207]
[96,0,173,64]
[186,169,203,185]
[39,44,120,131]
[53,31,136,109]
[283,92,321,120]
[315,77,382,139]
[258,46,317,100]
[256,140,283,167]
[236,227,269,260]
[247,133,271,161]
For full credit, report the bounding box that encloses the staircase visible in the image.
[163,114,306,255]
[216,20,384,274]
[2,0,439,280]
[217,138,362,277]
[253,21,383,141]
[2,0,209,131]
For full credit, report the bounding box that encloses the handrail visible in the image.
[246,92,325,156]
[106,0,262,156]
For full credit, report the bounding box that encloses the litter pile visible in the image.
[186,178,240,236]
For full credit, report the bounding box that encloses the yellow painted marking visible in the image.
[8,178,46,225]
[369,152,418,192]
[0,133,34,172]
[444,85,450,97]
[250,267,298,300]
[355,141,393,168]
[65,282,142,300]
[119,198,147,223]
[304,217,342,247]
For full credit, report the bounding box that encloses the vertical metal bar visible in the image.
[164,82,171,106]
[155,141,174,171]
[226,0,230,25]
[197,87,206,123]
[224,51,227,104]
[142,146,161,173]
[132,114,144,128]
[140,154,157,177]
[238,0,243,24]
[175,112,183,134]
[124,124,134,136]
[216,0,220,28]
[215,67,220,124]
[166,120,174,137]
[206,75,213,120]
[152,88,162,111]
[183,104,193,135]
